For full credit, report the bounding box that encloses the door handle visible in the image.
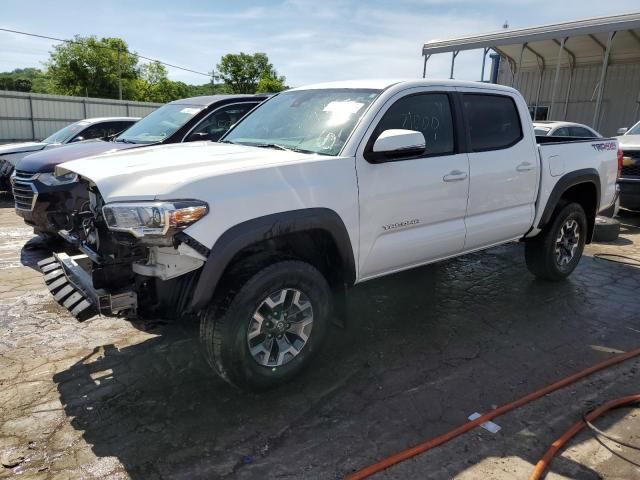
[443,170,468,182]
[516,162,535,172]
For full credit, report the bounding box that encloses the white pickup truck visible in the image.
[41,79,619,390]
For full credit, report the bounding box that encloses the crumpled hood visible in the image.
[17,140,137,173]
[58,141,317,202]
[617,134,640,150]
[0,141,48,155]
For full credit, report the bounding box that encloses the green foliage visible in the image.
[256,74,287,93]
[0,68,50,93]
[2,38,287,102]
[217,52,286,94]
[134,61,187,103]
[46,36,138,99]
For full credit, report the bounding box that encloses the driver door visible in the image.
[356,88,469,280]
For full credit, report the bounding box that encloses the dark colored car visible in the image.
[617,121,640,210]
[0,117,139,193]
[13,95,267,239]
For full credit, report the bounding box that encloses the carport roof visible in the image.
[422,12,640,68]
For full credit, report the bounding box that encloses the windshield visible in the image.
[628,121,640,135]
[223,88,381,156]
[533,126,552,136]
[116,104,204,144]
[42,121,88,144]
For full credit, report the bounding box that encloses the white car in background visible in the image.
[0,117,139,193]
[533,121,602,138]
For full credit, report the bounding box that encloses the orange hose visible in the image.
[528,393,640,480]
[345,347,640,480]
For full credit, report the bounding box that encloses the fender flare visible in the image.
[189,208,356,312]
[538,168,600,230]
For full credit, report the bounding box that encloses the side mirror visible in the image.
[187,132,210,142]
[617,127,629,136]
[368,129,426,162]
[70,136,85,143]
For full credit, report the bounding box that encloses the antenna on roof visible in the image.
[503,20,509,29]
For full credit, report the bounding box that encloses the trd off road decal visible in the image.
[591,141,617,151]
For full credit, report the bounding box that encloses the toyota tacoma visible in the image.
[40,80,619,390]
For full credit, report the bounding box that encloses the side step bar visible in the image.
[38,253,137,321]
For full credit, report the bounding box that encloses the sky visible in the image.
[1,0,638,87]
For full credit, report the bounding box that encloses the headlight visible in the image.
[38,172,79,186]
[102,201,209,238]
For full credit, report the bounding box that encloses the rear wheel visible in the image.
[200,260,331,390]
[525,202,587,281]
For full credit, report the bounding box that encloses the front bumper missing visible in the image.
[38,253,137,320]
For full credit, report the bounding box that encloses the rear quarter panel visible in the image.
[532,138,618,230]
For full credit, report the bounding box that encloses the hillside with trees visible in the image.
[0,35,287,102]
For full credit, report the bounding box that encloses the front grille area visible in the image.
[13,179,37,211]
[621,151,640,178]
[14,169,38,181]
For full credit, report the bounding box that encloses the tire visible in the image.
[592,216,620,243]
[200,260,331,391]
[525,202,587,281]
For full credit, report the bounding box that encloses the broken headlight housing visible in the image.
[38,172,79,186]
[102,201,208,238]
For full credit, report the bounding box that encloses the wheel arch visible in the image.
[189,208,356,312]
[538,169,600,243]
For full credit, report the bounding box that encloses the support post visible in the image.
[533,65,544,120]
[28,95,35,141]
[422,54,431,78]
[563,64,574,120]
[549,38,566,120]
[449,51,459,79]
[480,47,489,82]
[592,32,615,130]
[513,43,527,89]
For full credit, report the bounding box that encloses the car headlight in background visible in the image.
[38,172,79,186]
[102,201,209,238]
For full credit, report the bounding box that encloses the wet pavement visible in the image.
[1,192,640,479]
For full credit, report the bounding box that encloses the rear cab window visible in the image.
[462,94,523,151]
[569,126,596,138]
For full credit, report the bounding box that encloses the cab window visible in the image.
[371,93,455,159]
[463,94,522,151]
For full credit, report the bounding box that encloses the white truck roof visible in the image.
[290,79,518,94]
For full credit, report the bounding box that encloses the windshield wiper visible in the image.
[253,143,316,154]
[220,139,236,145]
[116,138,137,144]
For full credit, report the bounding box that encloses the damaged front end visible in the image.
[41,178,210,321]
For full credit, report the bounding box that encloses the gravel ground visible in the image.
[1,193,640,480]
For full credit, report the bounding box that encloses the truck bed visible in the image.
[531,136,619,233]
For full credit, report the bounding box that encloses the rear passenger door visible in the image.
[356,89,470,279]
[460,92,538,250]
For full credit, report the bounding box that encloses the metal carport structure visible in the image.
[421,12,640,135]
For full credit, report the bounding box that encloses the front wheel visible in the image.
[525,202,587,281]
[200,260,331,391]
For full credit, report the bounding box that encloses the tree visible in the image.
[46,36,138,99]
[256,74,287,93]
[0,68,50,93]
[13,78,32,92]
[216,53,286,94]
